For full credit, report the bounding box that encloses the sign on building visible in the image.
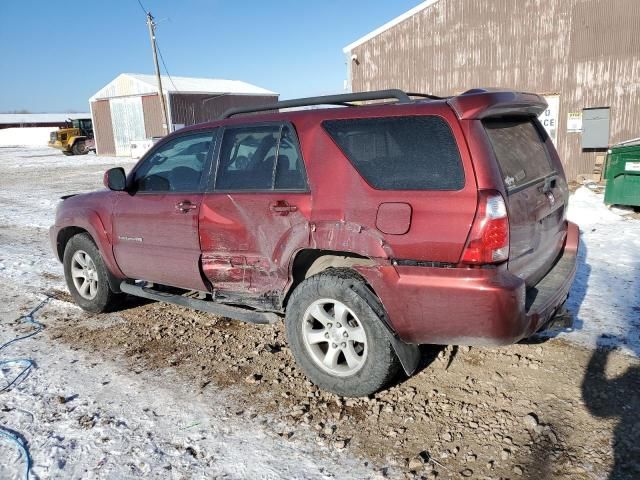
[538,95,560,145]
[567,112,583,132]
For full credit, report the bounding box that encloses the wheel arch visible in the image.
[282,249,374,307]
[69,135,87,146]
[56,215,125,292]
[284,257,422,377]
[56,225,89,261]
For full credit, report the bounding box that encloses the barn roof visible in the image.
[90,73,277,101]
[343,0,440,53]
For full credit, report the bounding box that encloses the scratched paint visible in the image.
[347,0,640,181]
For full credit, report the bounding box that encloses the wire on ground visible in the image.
[0,296,51,480]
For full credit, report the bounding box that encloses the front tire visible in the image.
[285,269,400,397]
[63,233,120,312]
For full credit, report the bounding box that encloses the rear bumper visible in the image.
[356,221,579,345]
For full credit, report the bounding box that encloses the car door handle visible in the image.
[270,201,298,216]
[175,201,197,213]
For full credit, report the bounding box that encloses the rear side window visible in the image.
[483,118,554,190]
[216,125,279,190]
[322,116,464,190]
[215,124,307,191]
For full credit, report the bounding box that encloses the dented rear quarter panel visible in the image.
[294,102,479,264]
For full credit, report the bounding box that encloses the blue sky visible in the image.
[0,1,419,113]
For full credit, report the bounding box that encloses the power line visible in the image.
[136,0,147,15]
[155,40,179,94]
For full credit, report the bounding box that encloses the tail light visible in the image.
[461,190,509,265]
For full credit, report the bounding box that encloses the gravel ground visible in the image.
[47,295,640,479]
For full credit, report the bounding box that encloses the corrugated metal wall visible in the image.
[90,99,115,156]
[348,0,640,181]
[109,96,146,157]
[141,94,166,138]
[170,94,279,126]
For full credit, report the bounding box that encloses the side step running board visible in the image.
[120,282,279,325]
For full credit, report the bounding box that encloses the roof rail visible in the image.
[220,89,412,119]
[406,92,447,100]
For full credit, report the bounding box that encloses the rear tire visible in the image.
[63,233,120,312]
[285,269,400,397]
[71,141,88,155]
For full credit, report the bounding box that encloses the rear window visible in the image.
[322,116,464,190]
[483,118,554,190]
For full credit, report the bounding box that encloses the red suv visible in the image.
[50,89,579,397]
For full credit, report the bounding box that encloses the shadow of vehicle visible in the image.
[580,228,640,479]
[581,337,640,479]
[116,294,154,311]
[523,236,590,345]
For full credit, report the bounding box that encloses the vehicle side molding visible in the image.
[120,282,280,324]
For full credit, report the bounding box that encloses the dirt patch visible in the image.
[41,272,63,281]
[45,288,73,303]
[49,300,640,479]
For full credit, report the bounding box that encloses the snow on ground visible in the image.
[0,127,58,147]
[1,287,379,480]
[556,186,640,356]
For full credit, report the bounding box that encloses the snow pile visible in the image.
[0,127,58,146]
[560,187,640,355]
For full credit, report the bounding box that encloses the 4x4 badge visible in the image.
[546,192,556,206]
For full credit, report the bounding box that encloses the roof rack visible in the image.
[220,89,414,119]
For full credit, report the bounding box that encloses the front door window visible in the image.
[133,132,214,193]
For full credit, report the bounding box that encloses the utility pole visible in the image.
[146,12,171,134]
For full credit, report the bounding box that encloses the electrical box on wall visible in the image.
[582,107,610,149]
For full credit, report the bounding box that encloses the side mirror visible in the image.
[104,167,126,191]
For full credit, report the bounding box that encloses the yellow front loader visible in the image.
[48,118,95,155]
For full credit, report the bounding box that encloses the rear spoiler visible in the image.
[447,89,548,120]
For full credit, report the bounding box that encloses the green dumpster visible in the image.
[604,138,640,207]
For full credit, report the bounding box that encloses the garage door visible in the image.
[110,96,146,157]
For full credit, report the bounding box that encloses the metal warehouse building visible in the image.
[89,73,278,156]
[343,0,640,181]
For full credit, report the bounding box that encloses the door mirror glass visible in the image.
[104,167,126,191]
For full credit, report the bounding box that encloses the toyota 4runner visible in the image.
[50,89,579,397]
